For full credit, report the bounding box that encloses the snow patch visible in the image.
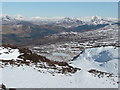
[0,47,21,60]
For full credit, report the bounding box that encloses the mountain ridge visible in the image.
[1,14,117,26]
[1,14,118,46]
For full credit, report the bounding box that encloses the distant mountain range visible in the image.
[1,14,117,26]
[0,14,118,46]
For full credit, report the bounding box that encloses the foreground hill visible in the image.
[0,45,119,88]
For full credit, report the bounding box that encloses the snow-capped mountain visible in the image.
[1,15,19,25]
[1,15,16,22]
[90,16,113,25]
[1,14,33,26]
[78,16,117,22]
[29,16,116,28]
[1,14,26,21]
[56,17,83,24]
[54,17,84,28]
[1,14,117,27]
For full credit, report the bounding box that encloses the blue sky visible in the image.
[2,2,118,18]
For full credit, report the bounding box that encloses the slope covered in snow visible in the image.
[0,46,21,60]
[0,45,119,88]
[70,46,119,75]
[2,65,118,88]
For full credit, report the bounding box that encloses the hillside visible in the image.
[0,45,119,88]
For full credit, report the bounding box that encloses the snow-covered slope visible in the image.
[0,45,119,88]
[0,46,21,60]
[2,65,118,88]
[70,46,119,75]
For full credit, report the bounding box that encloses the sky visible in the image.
[2,2,118,18]
[1,0,120,2]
